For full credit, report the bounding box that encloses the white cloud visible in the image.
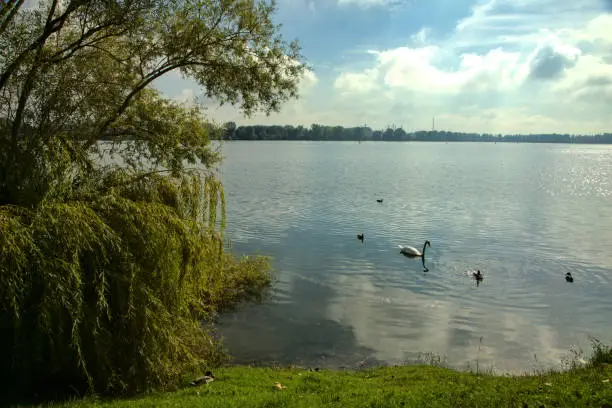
[329,0,612,133]
[337,0,382,5]
[295,69,320,95]
[334,68,380,94]
[410,27,430,45]
[201,67,321,125]
[178,88,195,106]
[151,0,612,133]
[452,0,604,50]
[337,0,406,8]
[151,52,320,125]
[333,45,529,97]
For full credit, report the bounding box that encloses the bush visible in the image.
[588,338,612,367]
[0,170,271,397]
[1,0,304,398]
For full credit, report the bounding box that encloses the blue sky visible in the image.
[155,0,612,134]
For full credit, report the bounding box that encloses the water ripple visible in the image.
[218,142,612,372]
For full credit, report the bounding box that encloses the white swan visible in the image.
[398,240,431,259]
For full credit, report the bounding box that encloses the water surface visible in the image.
[216,141,612,373]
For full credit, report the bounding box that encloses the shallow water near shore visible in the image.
[215,141,612,373]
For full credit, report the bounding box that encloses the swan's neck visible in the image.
[421,242,428,257]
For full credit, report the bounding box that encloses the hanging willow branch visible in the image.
[0,0,304,397]
[0,168,270,396]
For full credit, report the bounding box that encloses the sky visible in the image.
[155,0,612,134]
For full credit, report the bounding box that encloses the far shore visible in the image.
[219,138,612,145]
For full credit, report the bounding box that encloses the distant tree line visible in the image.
[221,123,612,144]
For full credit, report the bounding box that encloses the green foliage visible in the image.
[0,170,272,397]
[0,0,307,205]
[1,0,298,399]
[103,89,222,176]
[560,337,612,371]
[589,338,612,367]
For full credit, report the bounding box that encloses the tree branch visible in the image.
[0,0,88,92]
[88,61,190,146]
[10,0,62,141]
[0,0,24,37]
[45,21,122,63]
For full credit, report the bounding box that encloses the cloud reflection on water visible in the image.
[218,142,612,372]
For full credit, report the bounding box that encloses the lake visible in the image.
[214,141,612,374]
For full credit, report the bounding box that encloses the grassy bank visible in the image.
[17,362,611,408]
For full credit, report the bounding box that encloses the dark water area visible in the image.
[215,141,612,373]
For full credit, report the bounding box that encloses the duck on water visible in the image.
[473,270,484,286]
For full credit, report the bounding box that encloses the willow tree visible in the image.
[0,0,306,397]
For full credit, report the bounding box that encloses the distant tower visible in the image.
[432,117,435,131]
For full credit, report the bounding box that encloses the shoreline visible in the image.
[11,340,611,407]
[217,139,612,145]
[18,361,612,408]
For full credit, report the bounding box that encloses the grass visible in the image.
[15,360,612,408]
